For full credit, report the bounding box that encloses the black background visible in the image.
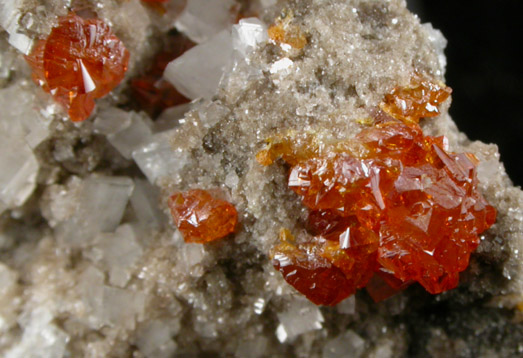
[408,0,522,187]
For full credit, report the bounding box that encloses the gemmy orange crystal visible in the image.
[264,77,495,305]
[168,189,238,244]
[380,75,452,123]
[25,14,129,122]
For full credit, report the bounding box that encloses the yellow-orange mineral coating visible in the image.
[262,76,496,306]
[25,13,129,122]
[168,189,238,244]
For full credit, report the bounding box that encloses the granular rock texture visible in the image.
[1,0,522,357]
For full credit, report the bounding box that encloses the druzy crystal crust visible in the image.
[25,14,129,122]
[262,78,496,305]
[168,189,238,244]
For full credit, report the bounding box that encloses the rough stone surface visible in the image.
[0,0,522,357]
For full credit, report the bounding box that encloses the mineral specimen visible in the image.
[168,189,238,243]
[1,0,522,357]
[266,79,496,304]
[25,13,129,122]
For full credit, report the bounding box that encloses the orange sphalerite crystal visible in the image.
[380,75,452,123]
[25,14,129,122]
[168,189,238,244]
[263,77,495,305]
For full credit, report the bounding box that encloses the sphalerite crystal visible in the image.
[168,189,238,243]
[25,13,129,122]
[261,77,496,305]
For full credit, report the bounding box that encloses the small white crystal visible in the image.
[231,18,268,60]
[5,307,69,358]
[132,130,189,184]
[78,266,105,329]
[0,133,39,210]
[130,179,165,230]
[177,243,206,277]
[276,299,324,342]
[155,103,193,132]
[102,286,145,330]
[174,0,235,43]
[55,175,134,247]
[93,224,143,288]
[322,330,366,358]
[136,320,177,358]
[95,108,153,159]
[164,30,233,100]
[0,0,33,54]
[0,83,51,148]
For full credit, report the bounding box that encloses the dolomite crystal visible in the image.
[0,0,522,357]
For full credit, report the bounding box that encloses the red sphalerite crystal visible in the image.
[25,14,129,122]
[261,76,496,305]
[168,189,238,244]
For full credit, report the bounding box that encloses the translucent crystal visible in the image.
[130,179,166,230]
[93,224,143,288]
[276,299,324,342]
[101,286,145,329]
[0,83,51,148]
[132,130,189,184]
[154,103,193,132]
[5,307,69,358]
[177,243,207,277]
[164,30,233,99]
[322,330,366,358]
[0,132,39,211]
[78,265,144,330]
[136,320,177,358]
[94,108,153,159]
[174,0,235,43]
[55,175,134,247]
[231,18,268,59]
[0,0,33,54]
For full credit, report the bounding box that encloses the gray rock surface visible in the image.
[0,0,522,357]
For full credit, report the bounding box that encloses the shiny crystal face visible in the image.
[261,78,496,305]
[25,14,129,122]
[168,189,238,244]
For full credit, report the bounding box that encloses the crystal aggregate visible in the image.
[0,0,521,357]
[263,78,496,305]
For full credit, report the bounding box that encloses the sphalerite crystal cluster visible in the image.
[0,0,522,357]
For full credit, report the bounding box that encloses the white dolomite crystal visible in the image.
[164,29,234,100]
